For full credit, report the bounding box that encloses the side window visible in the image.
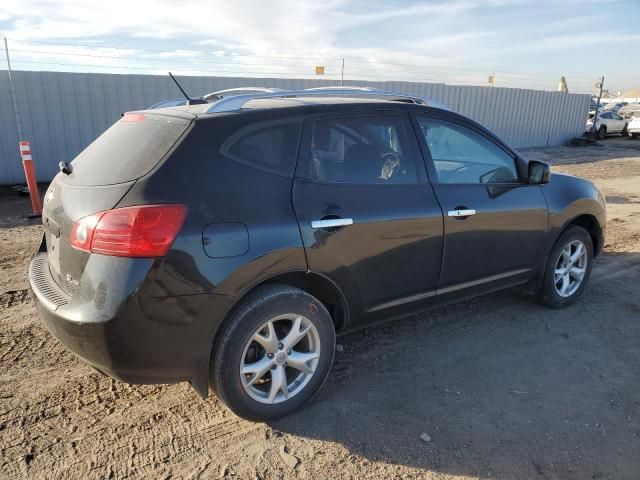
[224,121,301,175]
[306,115,418,184]
[612,113,623,120]
[600,112,611,119]
[417,117,519,184]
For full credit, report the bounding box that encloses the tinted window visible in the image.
[306,115,417,184]
[600,112,611,119]
[611,113,623,120]
[67,114,189,186]
[225,121,301,175]
[418,118,519,184]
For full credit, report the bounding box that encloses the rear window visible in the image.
[222,120,301,176]
[66,113,190,186]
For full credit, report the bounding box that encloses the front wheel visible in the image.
[210,284,335,421]
[537,226,593,308]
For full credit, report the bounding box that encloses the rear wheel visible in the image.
[210,284,335,421]
[537,226,593,308]
[597,126,607,139]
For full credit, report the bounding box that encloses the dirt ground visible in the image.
[1,137,639,480]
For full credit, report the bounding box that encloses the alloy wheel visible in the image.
[554,240,588,298]
[240,314,321,404]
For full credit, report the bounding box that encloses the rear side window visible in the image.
[67,113,190,186]
[305,115,418,184]
[223,120,301,176]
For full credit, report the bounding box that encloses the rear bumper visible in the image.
[29,251,234,388]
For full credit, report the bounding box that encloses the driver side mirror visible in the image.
[528,160,551,184]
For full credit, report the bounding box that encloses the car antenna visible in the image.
[168,72,207,105]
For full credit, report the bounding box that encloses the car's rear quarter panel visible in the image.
[118,115,307,299]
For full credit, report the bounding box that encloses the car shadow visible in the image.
[270,251,640,479]
[606,195,640,204]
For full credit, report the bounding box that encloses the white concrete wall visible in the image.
[0,70,591,184]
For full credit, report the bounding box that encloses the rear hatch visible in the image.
[42,110,192,294]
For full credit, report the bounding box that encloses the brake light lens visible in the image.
[121,113,145,122]
[70,205,187,257]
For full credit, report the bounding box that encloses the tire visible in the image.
[210,284,336,421]
[597,126,606,140]
[537,226,593,308]
[632,133,640,139]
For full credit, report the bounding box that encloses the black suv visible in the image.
[30,88,606,420]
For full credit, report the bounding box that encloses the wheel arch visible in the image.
[191,270,349,397]
[562,213,603,257]
[525,211,604,297]
[253,271,350,332]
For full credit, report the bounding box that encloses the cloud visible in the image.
[0,0,637,91]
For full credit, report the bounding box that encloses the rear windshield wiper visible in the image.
[59,161,72,175]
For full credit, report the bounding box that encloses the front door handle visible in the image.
[447,209,476,218]
[311,218,354,229]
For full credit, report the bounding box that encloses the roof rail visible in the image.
[203,87,447,113]
[202,87,286,102]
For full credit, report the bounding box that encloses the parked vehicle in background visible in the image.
[619,103,640,120]
[587,111,628,139]
[602,102,628,113]
[628,111,640,138]
[29,87,606,421]
[589,99,604,116]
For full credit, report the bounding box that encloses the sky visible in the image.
[0,0,639,94]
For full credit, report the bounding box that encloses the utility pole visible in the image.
[592,75,604,137]
[4,37,23,141]
[341,58,345,86]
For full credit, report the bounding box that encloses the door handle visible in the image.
[447,209,476,218]
[311,218,354,229]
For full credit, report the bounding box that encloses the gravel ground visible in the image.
[1,137,639,480]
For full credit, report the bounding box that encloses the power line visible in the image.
[5,37,601,92]
[9,38,344,61]
[10,47,525,83]
[9,60,342,77]
[9,37,596,83]
[9,48,339,69]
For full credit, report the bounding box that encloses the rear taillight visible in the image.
[70,204,187,257]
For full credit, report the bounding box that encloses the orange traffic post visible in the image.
[19,141,42,215]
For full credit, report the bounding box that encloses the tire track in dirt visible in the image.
[0,289,30,309]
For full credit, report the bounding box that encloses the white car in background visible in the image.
[619,103,640,120]
[586,111,628,139]
[628,112,640,138]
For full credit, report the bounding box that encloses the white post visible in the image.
[4,37,23,141]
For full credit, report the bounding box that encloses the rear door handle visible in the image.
[311,218,354,229]
[447,209,476,217]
